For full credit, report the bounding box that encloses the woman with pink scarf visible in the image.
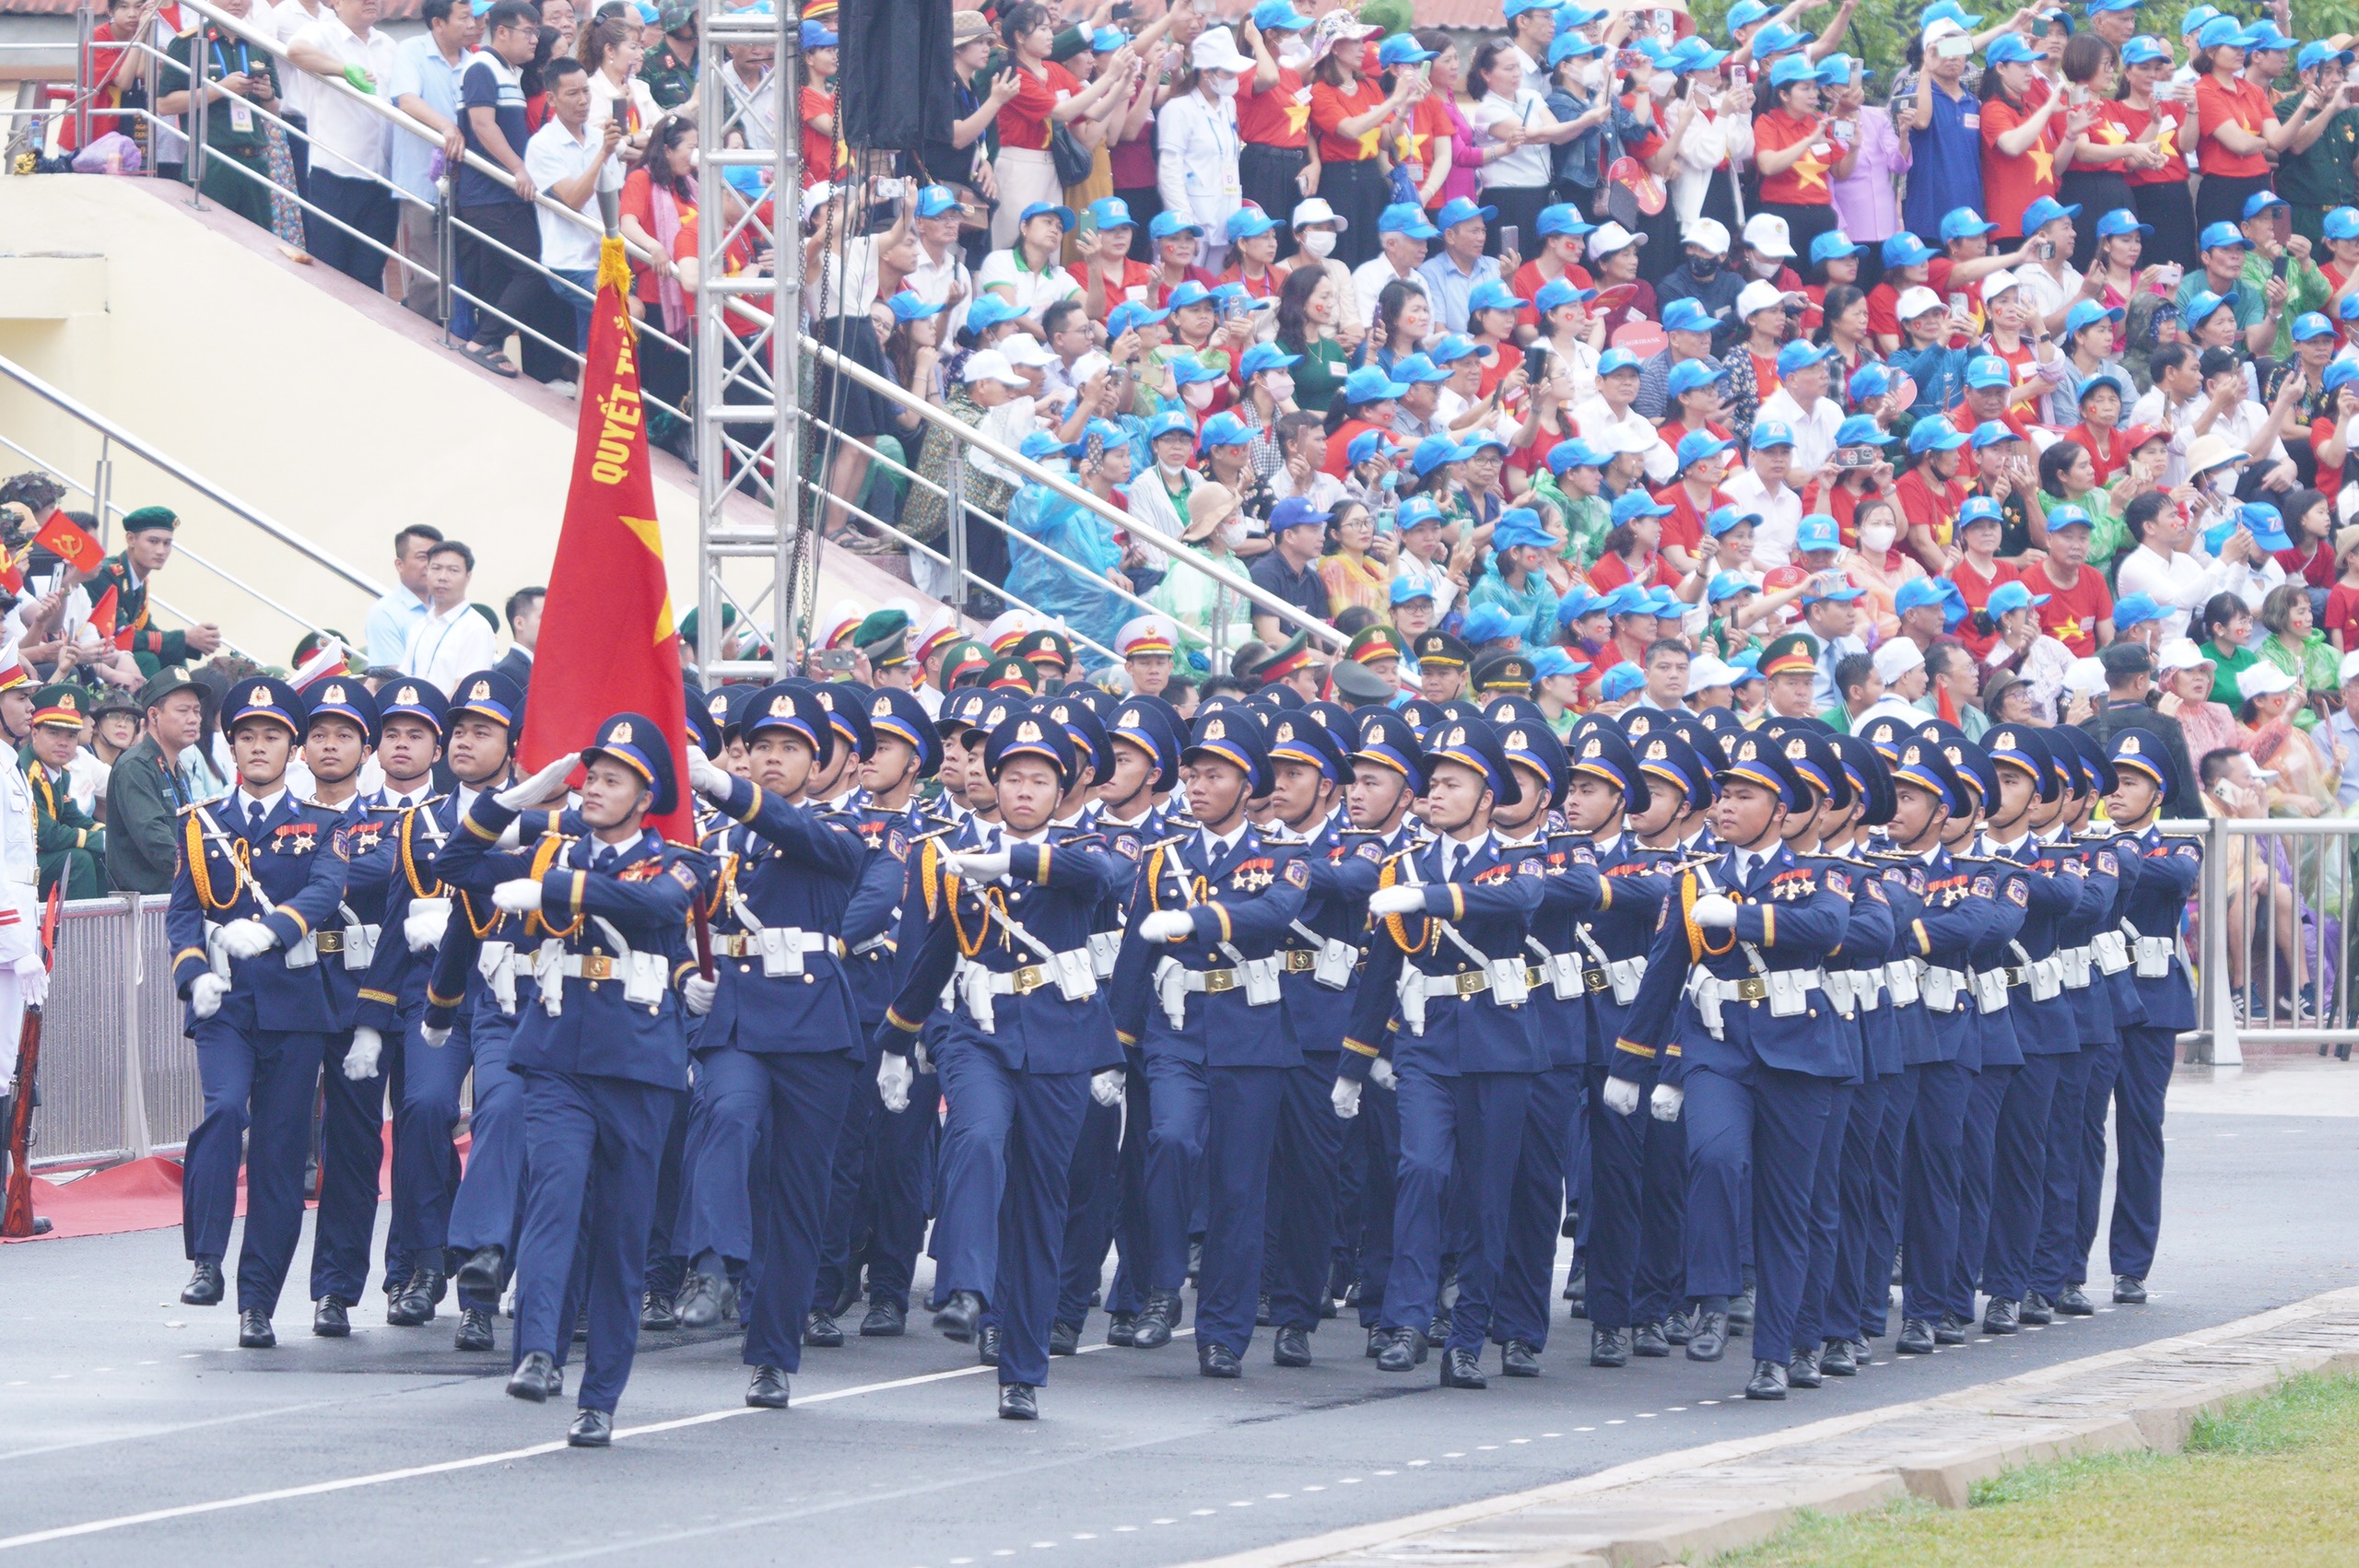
[618,112,698,455]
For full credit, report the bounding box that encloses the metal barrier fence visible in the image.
[27,895,195,1171]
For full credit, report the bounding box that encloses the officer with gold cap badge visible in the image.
[21,684,104,897]
[437,712,711,1445]
[165,676,352,1347]
[1409,630,1473,704]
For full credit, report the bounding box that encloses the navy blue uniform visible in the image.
[2034,830,2125,1302]
[1792,848,1891,1360]
[2102,823,2199,1283]
[1950,842,2032,1323]
[308,797,398,1308]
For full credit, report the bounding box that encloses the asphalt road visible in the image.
[5,1059,2357,1568]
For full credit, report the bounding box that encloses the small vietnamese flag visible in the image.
[86,583,134,652]
[32,509,102,576]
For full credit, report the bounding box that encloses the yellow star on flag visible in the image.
[2029,142,2055,186]
[2154,121,2177,158]
[1285,99,1310,135]
[1356,125,1382,158]
[1402,128,1431,165]
[2091,121,2126,145]
[1791,146,1828,193]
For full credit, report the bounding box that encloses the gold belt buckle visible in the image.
[1734,976,1767,1001]
[1284,950,1318,973]
[1012,964,1047,994]
[1586,969,1611,992]
[2004,966,2026,987]
[581,954,614,981]
[314,932,345,953]
[1203,967,1238,994]
[1453,969,1486,998]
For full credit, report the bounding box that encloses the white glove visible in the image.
[344,1025,383,1081]
[1137,909,1193,942]
[683,974,717,1015]
[496,751,580,811]
[492,878,545,915]
[217,918,278,960]
[686,746,732,801]
[1331,1076,1362,1119]
[1369,1057,1398,1091]
[421,1023,452,1047]
[1650,1082,1684,1122]
[404,895,452,953]
[878,1052,913,1114]
[13,952,45,1010]
[1090,1068,1124,1106]
[1690,894,1738,930]
[189,973,230,1020]
[1368,884,1425,917]
[1602,1076,1641,1116]
[949,848,1012,881]
[912,1037,931,1074]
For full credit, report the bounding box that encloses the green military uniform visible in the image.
[2274,88,2359,249]
[102,671,201,895]
[87,507,196,676]
[642,2,699,110]
[22,685,102,900]
[159,23,280,231]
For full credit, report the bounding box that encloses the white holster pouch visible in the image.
[478,940,518,1015]
[2010,943,2063,1001]
[1397,966,1431,1036]
[1820,968,1857,1019]
[1487,955,1532,1008]
[2092,930,2132,975]
[1972,967,2011,1014]
[622,950,667,1009]
[2133,933,2175,977]
[283,930,320,969]
[1884,958,1922,1008]
[1088,930,1122,978]
[1764,965,1813,1017]
[534,939,568,1017]
[1576,928,1644,1004]
[1851,972,1883,1012]
[1684,966,1724,1038]
[1921,964,1965,1014]
[2059,944,2094,989]
[957,958,1001,1034]
[1528,938,1581,1000]
[758,927,807,977]
[343,922,379,972]
[205,921,233,981]
[1292,921,1357,990]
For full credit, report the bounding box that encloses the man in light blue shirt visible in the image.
[365,524,443,667]
[2329,651,2359,810]
[1415,197,1507,334]
[387,0,482,317]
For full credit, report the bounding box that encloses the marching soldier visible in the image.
[22,685,104,898]
[441,717,710,1445]
[166,677,349,1348]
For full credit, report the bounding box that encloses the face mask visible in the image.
[1278,43,1309,69]
[1748,256,1781,279]
[1218,519,1253,548]
[1298,229,1337,260]
[1648,73,1673,97]
[1210,74,1238,96]
[1181,381,1215,409]
[1860,522,1896,554]
[1690,255,1718,279]
[1264,372,1297,403]
[1157,456,1190,479]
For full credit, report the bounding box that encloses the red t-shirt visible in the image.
[1923,258,1987,345]
[1651,481,1726,556]
[2117,99,2190,187]
[1948,556,2019,658]
[1068,255,1155,318]
[1979,83,2062,239]
[2058,422,2128,486]
[1402,94,1455,193]
[2325,580,2359,647]
[800,84,837,187]
[2021,560,2111,655]
[999,60,1081,153]
[2276,538,2337,590]
[1747,347,1782,404]
[1309,76,1388,165]
[1948,397,2036,447]
[1321,417,1389,477]
[1513,258,1597,332]
[1147,264,1219,309]
[1219,263,1284,299]
[1587,549,1665,592]
[673,216,762,338]
[1865,282,1905,342]
[2314,414,2347,497]
[1895,467,1970,551]
[1755,108,1845,207]
[2196,73,2273,181]
[1238,62,1310,150]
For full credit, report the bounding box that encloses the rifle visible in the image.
[2,883,65,1238]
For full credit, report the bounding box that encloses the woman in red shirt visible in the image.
[1305,11,1418,268]
[2190,19,2310,230]
[1978,35,2071,241]
[2116,37,2196,275]
[1750,54,1851,264]
[989,2,1132,252]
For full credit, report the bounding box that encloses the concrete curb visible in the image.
[1179,1286,2359,1568]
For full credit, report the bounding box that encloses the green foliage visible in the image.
[2188,1371,2359,1455]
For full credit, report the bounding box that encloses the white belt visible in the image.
[2058,943,2095,989]
[2132,933,2176,977]
[1922,964,1966,1014]
[1396,959,1532,1035]
[2003,955,2064,1001]
[1883,959,1921,1008]
[1684,965,1825,1038]
[1154,953,1280,1025]
[534,932,667,1014]
[957,949,1098,1032]
[1825,969,1882,1014]
[2092,930,2131,975]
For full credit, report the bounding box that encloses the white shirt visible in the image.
[2113,542,2282,643]
[1572,399,1676,485]
[1721,467,1804,568]
[1199,822,1245,864]
[586,70,659,147]
[1156,86,1242,238]
[1755,388,1844,477]
[2129,385,2203,487]
[906,240,974,343]
[1468,88,1558,190]
[523,116,624,272]
[269,0,325,120]
[1352,254,1424,332]
[2012,260,2083,331]
[401,600,499,693]
[977,247,1082,321]
[289,11,399,179]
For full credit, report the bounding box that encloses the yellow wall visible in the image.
[0,173,925,668]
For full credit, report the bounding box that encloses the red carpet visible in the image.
[2,1123,449,1243]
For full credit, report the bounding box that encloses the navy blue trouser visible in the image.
[1386,1065,1529,1352]
[1863,1064,1917,1339]
[1981,1052,2062,1303]
[311,1027,388,1305]
[1794,1078,1855,1355]
[675,1042,775,1272]
[392,1008,478,1275]
[933,1038,1089,1388]
[1953,1061,2013,1318]
[811,1050,878,1317]
[2033,1045,2093,1297]
[1831,1072,1895,1345]
[1263,1052,1348,1335]
[2109,1024,2177,1281]
[184,1022,325,1317]
[512,1070,677,1415]
[1901,1059,1969,1323]
[1105,1047,1153,1317]
[707,1049,859,1371]
[1681,1062,1833,1366]
[1142,1054,1285,1355]
[1351,1077,1401,1328]
[1584,1059,1688,1330]
[1493,1062,1581,1351]
[2073,1033,2123,1285]
[644,1079,691,1299]
[858,1062,937,1310]
[1054,1091,1123,1328]
[444,1006,526,1308]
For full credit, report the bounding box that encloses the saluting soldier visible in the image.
[21,684,104,898]
[166,677,350,1348]
[441,717,710,1446]
[875,710,1123,1421]
[1349,714,1550,1389]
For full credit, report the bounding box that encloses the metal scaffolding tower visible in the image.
[692,0,801,683]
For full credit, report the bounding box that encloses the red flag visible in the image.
[33,509,102,576]
[86,583,135,652]
[518,235,692,844]
[1936,675,1958,727]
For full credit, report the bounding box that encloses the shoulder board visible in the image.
[1865,849,1913,861]
[1145,832,1191,852]
[1057,830,1108,850]
[1341,828,1385,837]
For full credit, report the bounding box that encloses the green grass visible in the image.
[1709,1375,2359,1568]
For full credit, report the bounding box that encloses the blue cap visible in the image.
[1600,664,1648,702]
[1086,195,1136,231]
[798,18,837,48]
[1164,280,1215,312]
[1965,354,2013,390]
[1750,418,1797,450]
[2245,191,2291,223]
[1106,299,1170,337]
[1239,340,1300,377]
[1812,229,1867,264]
[1727,0,1773,26]
[1468,278,1523,315]
[1668,357,1731,397]
[2341,294,2359,323]
[1815,53,1865,85]
[2184,288,2235,326]
[1144,408,1196,443]
[1250,0,1313,29]
[1796,513,1841,554]
[1675,429,1734,471]
[2327,359,2359,392]
[1649,587,1686,620]
[1848,362,1893,403]
[1535,276,1598,312]
[1597,346,1643,377]
[2087,0,2138,11]
[2047,502,2093,532]
[1412,434,1470,475]
[1777,339,1837,377]
[2326,206,2359,241]
[2243,21,2294,50]
[2078,369,2131,406]
[1907,415,1970,452]
[2111,591,2165,631]
[1167,355,1225,386]
[1939,207,1999,241]
[1378,203,1440,239]
[1226,205,1279,240]
[1547,437,1610,474]
[1661,298,1718,335]
[1196,411,1252,451]
[1925,0,1985,27]
[1206,281,1271,314]
[1149,211,1203,240]
[914,184,963,219]
[2096,207,2154,238]
[1755,22,1815,55]
[2023,195,2082,233]
[1391,571,1438,605]
[1883,232,1938,268]
[1427,333,1483,365]
[1390,353,1453,385]
[1708,504,1761,536]
[1492,508,1555,552]
[1958,496,2005,528]
[1378,31,1438,64]
[1708,572,1753,604]
[2201,219,2253,253]
[2196,16,2247,49]
[1269,496,1332,534]
[1532,648,1591,681]
[1433,196,1498,231]
[1971,418,2024,448]
[2299,40,2354,71]
[1547,29,1607,62]
[1986,31,2048,61]
[2122,33,2174,64]
[1021,429,1071,462]
[2180,5,2222,33]
[1395,496,1445,532]
[886,289,945,322]
[1611,490,1675,525]
[1833,414,1895,447]
[377,676,449,735]
[582,708,680,815]
[1344,428,1400,466]
[2238,502,2294,550]
[1986,581,2051,618]
[1767,53,1820,86]
[1089,26,1126,52]
[1017,201,1076,232]
[2064,298,2125,336]
[1537,204,1597,239]
[1504,0,1563,15]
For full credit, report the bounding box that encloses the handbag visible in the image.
[1050,122,1094,188]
